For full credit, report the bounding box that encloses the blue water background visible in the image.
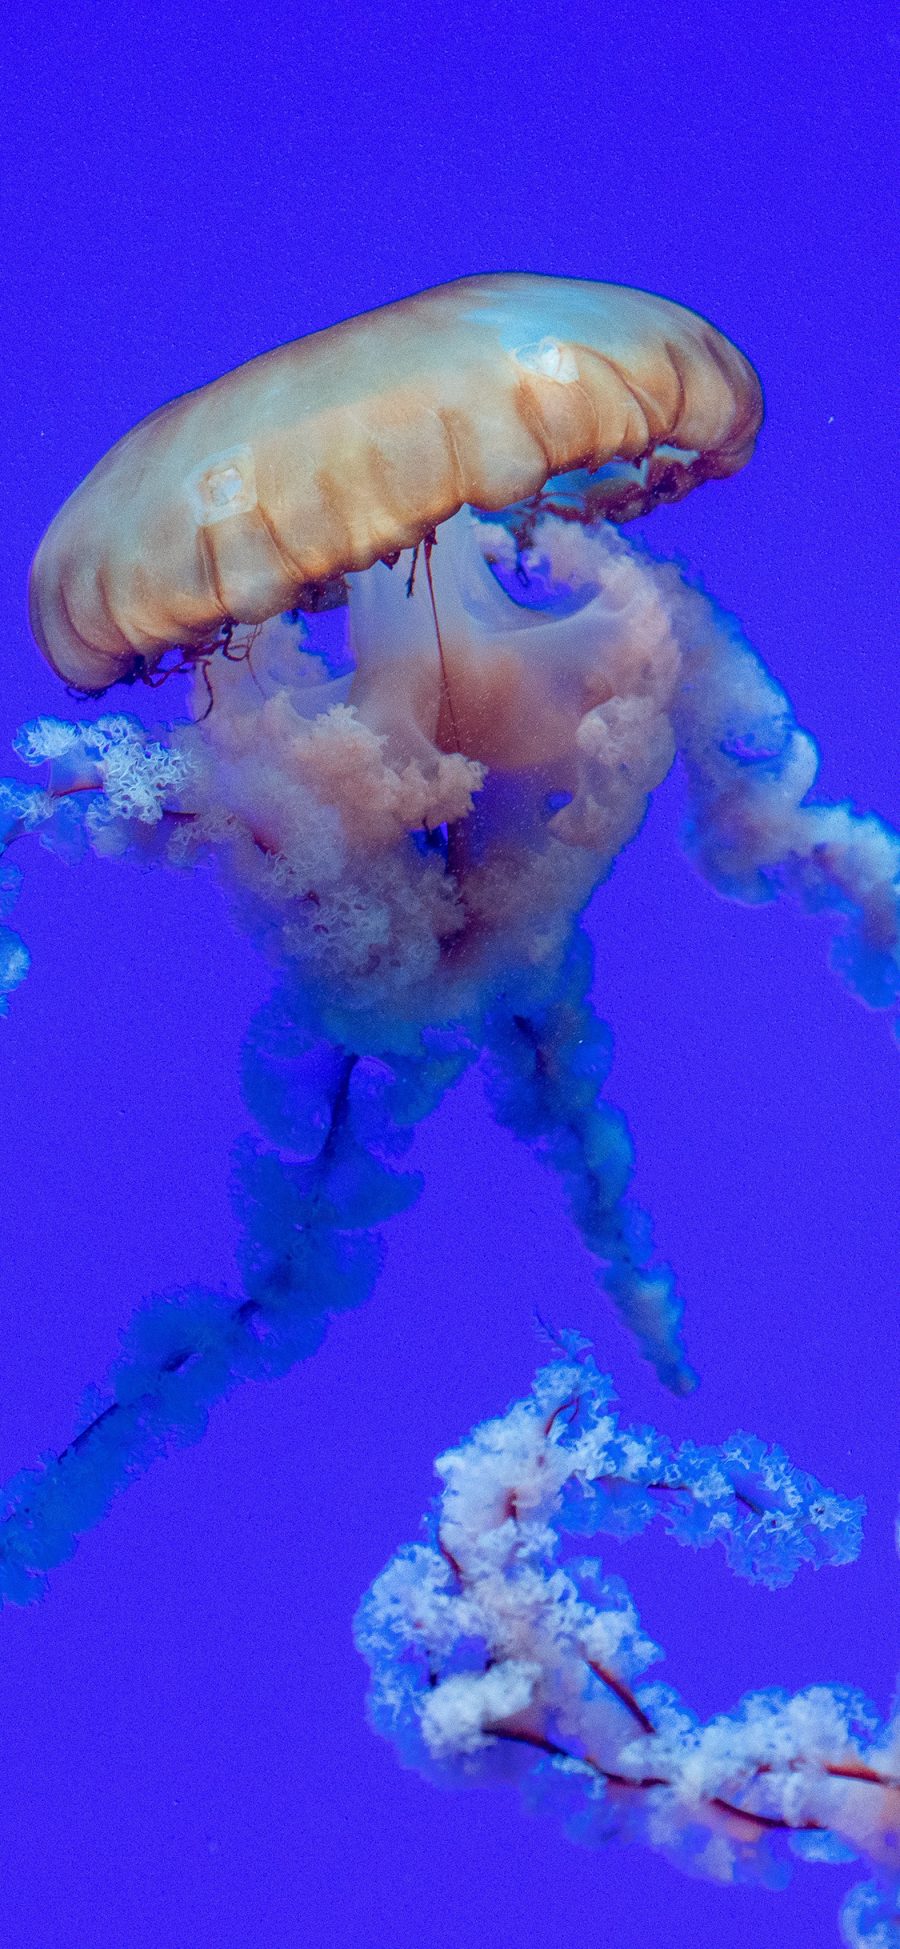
[0,5,897,1944]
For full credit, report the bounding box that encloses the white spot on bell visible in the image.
[187,445,258,526]
[512,337,579,385]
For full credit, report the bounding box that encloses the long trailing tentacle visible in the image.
[0,987,436,1608]
[481,935,696,1394]
[355,1336,885,1941]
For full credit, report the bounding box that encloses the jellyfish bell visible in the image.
[28,272,762,696]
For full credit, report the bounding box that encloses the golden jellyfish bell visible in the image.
[28,274,762,695]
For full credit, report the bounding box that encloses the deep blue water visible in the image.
[0,6,897,1945]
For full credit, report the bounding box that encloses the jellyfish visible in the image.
[1,274,898,1598]
[2,270,898,1949]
